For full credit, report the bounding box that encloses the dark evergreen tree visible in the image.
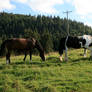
[40,31,53,53]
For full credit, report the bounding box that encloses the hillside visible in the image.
[0,12,92,52]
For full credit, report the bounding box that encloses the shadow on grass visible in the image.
[12,56,64,67]
[2,56,91,67]
[72,57,91,62]
[15,61,24,64]
[46,57,60,63]
[0,65,4,70]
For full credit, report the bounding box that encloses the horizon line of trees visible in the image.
[0,12,92,53]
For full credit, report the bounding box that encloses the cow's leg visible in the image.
[59,50,64,62]
[64,46,68,61]
[23,52,27,62]
[84,48,87,57]
[59,55,63,62]
[29,51,32,63]
[6,52,10,64]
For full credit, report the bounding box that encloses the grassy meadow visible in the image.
[0,49,92,92]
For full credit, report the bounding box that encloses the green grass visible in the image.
[0,49,92,92]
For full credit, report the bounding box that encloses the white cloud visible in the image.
[0,0,63,14]
[65,0,72,3]
[84,21,92,28]
[12,0,63,14]
[13,0,27,3]
[0,0,15,11]
[27,0,63,14]
[73,0,92,15]
[69,0,92,27]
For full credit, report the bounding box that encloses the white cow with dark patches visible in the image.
[59,35,92,61]
[79,35,92,57]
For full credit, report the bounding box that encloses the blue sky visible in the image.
[0,0,92,27]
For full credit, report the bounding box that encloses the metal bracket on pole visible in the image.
[63,10,72,36]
